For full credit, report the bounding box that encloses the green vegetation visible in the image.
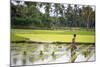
[11,1,95,30]
[12,29,95,43]
[11,1,95,65]
[12,29,95,35]
[11,33,29,41]
[11,1,95,43]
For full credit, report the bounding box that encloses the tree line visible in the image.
[11,1,95,30]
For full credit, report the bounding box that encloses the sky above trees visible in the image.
[11,0,95,17]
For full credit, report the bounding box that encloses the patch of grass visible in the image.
[11,34,29,41]
[12,29,95,35]
[11,29,95,43]
[16,34,95,43]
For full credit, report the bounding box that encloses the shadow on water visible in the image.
[22,51,27,65]
[51,51,57,60]
[13,58,17,65]
[39,50,45,61]
[82,50,91,58]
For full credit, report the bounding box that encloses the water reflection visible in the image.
[51,51,57,60]
[29,56,34,63]
[22,51,27,65]
[13,58,17,65]
[11,43,95,66]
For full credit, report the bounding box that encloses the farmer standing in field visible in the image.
[70,34,77,62]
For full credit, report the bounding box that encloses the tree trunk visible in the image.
[86,16,90,30]
[86,23,89,30]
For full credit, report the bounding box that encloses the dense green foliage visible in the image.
[11,1,95,29]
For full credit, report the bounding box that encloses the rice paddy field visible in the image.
[11,29,95,66]
[11,29,95,43]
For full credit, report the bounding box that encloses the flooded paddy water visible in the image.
[11,43,95,66]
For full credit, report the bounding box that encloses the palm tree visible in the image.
[65,4,73,29]
[82,6,93,29]
[53,3,63,27]
[44,3,51,17]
